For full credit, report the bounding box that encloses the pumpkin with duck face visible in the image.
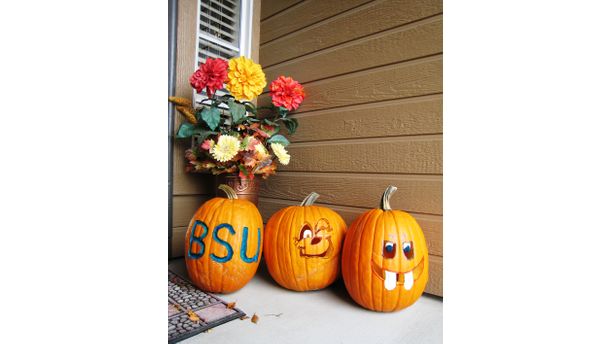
[342,186,429,312]
[264,192,347,291]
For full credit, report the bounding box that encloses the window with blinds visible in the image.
[195,0,252,102]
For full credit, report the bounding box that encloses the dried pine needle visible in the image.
[176,106,197,124]
[168,96,192,107]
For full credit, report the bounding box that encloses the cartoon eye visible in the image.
[383,241,396,258]
[299,224,313,240]
[403,241,414,259]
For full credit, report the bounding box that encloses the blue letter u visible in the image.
[240,227,261,263]
[211,223,235,263]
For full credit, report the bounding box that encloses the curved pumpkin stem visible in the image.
[218,184,238,200]
[380,185,398,211]
[300,192,320,206]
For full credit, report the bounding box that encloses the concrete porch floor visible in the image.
[169,258,442,343]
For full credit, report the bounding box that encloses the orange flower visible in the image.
[269,76,305,111]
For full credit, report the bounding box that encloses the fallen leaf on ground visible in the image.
[227,302,236,309]
[187,310,200,323]
[251,313,259,324]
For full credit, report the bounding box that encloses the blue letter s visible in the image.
[211,223,235,263]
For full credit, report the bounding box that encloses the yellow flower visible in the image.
[271,143,290,165]
[226,56,266,101]
[211,135,240,162]
[254,143,269,157]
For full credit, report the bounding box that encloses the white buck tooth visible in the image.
[384,270,396,290]
[404,271,414,290]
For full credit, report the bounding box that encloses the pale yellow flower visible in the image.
[226,56,266,101]
[254,143,269,157]
[211,135,240,162]
[271,143,290,165]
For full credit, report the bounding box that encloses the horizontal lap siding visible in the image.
[260,0,443,67]
[264,15,443,83]
[290,95,442,142]
[260,172,442,215]
[259,56,443,112]
[260,0,443,295]
[260,0,303,20]
[261,0,370,44]
[280,135,442,174]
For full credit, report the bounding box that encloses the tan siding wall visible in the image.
[170,0,262,258]
[258,0,443,296]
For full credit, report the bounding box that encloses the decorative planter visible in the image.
[214,174,262,206]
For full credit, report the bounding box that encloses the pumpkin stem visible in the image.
[218,184,238,200]
[380,185,398,211]
[300,192,320,206]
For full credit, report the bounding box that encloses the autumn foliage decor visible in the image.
[169,56,305,180]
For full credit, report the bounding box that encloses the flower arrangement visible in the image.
[169,56,305,180]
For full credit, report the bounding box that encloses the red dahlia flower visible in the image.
[269,76,305,111]
[189,58,228,98]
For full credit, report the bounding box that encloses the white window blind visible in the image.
[194,0,253,103]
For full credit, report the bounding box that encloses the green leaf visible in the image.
[283,118,298,135]
[238,164,249,176]
[268,134,290,146]
[192,128,217,145]
[240,136,250,150]
[229,101,246,123]
[199,107,221,131]
[263,118,276,126]
[278,107,289,118]
[176,123,195,138]
[262,124,280,137]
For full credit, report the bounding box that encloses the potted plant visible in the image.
[168,56,305,205]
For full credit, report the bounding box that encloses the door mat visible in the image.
[168,270,245,343]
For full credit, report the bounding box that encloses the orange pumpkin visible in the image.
[184,184,263,293]
[342,186,429,312]
[264,192,347,291]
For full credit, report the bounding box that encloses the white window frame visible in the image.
[193,0,254,105]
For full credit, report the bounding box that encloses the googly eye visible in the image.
[403,242,411,253]
[403,241,414,259]
[383,241,396,258]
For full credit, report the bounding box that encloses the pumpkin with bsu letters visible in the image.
[264,192,347,291]
[185,184,264,293]
[342,186,428,312]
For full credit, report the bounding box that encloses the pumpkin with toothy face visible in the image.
[264,192,346,291]
[342,186,429,312]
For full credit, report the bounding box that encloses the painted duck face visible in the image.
[294,218,333,258]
